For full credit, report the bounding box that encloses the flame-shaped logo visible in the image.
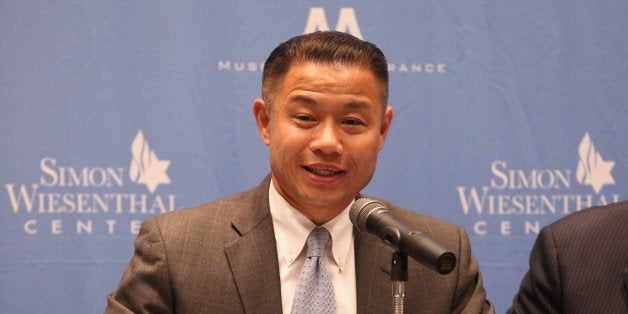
[576,132,615,194]
[129,130,171,193]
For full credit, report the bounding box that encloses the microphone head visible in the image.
[350,198,386,233]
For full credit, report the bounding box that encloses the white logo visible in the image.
[129,130,171,193]
[304,7,363,39]
[217,7,446,76]
[576,132,615,194]
[454,132,620,236]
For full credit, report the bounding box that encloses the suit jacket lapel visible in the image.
[623,265,628,307]
[224,176,283,313]
[355,227,395,313]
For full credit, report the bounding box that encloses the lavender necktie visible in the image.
[291,227,336,314]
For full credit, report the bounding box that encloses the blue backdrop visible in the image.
[1,1,626,313]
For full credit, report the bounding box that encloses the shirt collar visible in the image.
[269,179,354,271]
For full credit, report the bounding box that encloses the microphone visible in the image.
[350,198,456,275]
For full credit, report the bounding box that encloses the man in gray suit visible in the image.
[106,31,494,313]
[508,200,628,313]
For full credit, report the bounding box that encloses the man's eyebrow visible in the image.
[344,101,369,110]
[289,95,370,110]
[288,95,318,106]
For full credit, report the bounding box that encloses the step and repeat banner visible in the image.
[1,1,626,313]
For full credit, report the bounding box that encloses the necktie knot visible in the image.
[306,227,330,258]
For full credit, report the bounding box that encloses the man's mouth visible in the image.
[304,166,342,177]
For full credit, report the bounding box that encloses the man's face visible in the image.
[254,63,393,222]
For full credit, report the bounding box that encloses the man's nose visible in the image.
[310,121,343,155]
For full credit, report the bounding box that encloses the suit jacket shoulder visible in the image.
[355,196,494,313]
[106,176,283,314]
[508,200,628,314]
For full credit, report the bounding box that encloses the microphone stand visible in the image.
[391,251,408,314]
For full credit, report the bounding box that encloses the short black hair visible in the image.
[262,31,388,105]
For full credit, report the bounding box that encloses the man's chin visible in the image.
[301,194,354,210]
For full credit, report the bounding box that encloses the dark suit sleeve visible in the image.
[105,218,175,314]
[452,226,495,314]
[507,227,562,314]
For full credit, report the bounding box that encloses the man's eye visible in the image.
[344,118,364,126]
[296,115,315,122]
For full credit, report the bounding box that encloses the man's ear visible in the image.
[253,98,271,146]
[378,105,394,151]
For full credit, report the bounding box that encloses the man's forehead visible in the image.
[287,61,369,74]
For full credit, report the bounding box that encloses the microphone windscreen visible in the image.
[350,198,384,233]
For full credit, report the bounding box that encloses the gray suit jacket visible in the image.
[507,200,628,314]
[106,176,493,313]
